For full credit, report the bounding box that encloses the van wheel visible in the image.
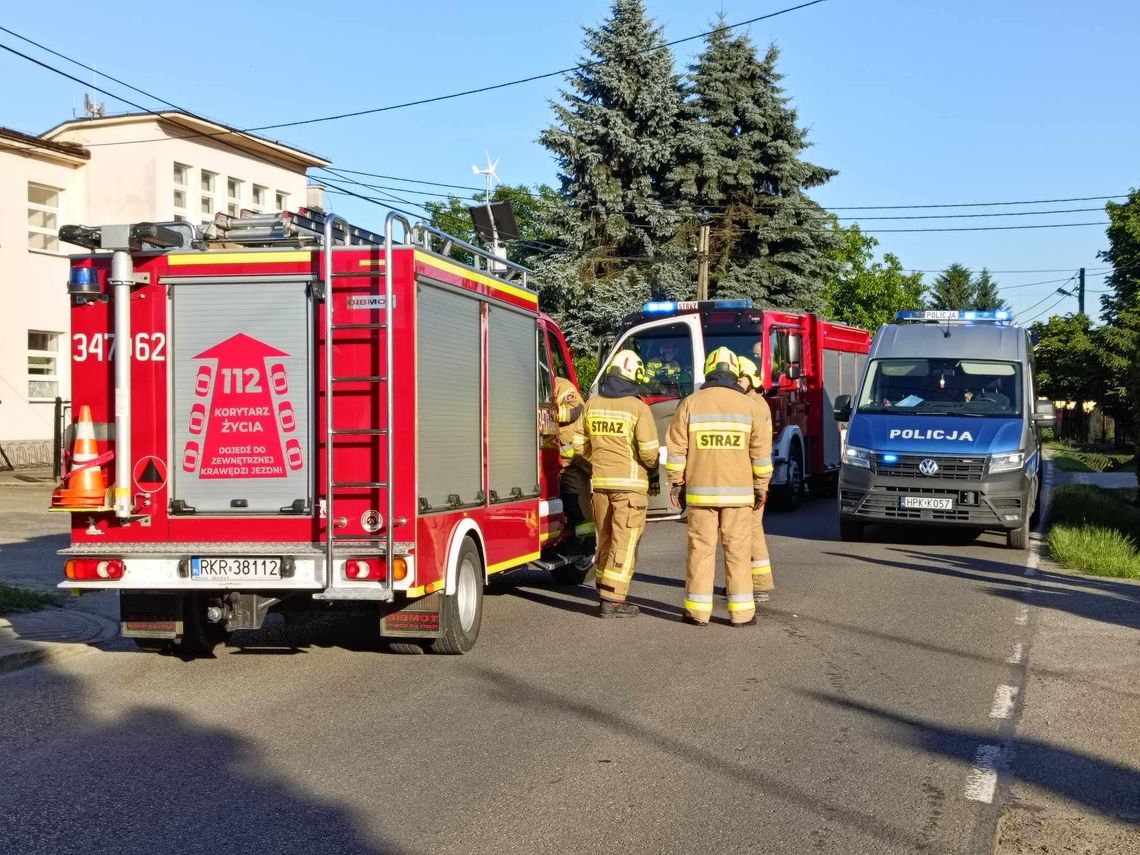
[1007,518,1030,550]
[774,445,804,512]
[839,518,863,542]
[432,537,483,654]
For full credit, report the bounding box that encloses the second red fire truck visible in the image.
[596,300,871,516]
[52,209,587,655]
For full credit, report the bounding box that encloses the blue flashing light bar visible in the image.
[895,309,1011,324]
[642,298,752,315]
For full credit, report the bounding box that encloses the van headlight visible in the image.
[989,451,1025,473]
[844,445,872,469]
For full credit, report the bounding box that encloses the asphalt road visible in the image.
[0,496,1061,854]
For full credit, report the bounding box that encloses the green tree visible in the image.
[927,263,978,310]
[1096,189,1140,463]
[539,0,687,344]
[1030,313,1101,440]
[823,224,925,330]
[673,26,838,309]
[972,268,1008,311]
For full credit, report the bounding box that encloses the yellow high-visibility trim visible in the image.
[727,600,756,612]
[357,259,387,267]
[752,464,774,476]
[684,494,753,506]
[540,526,564,543]
[690,422,751,432]
[664,462,686,471]
[168,250,312,266]
[488,550,542,574]
[622,525,643,578]
[414,251,539,306]
[592,477,648,490]
[683,599,713,613]
[575,521,596,536]
[405,579,445,597]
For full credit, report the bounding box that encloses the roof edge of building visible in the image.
[0,125,90,162]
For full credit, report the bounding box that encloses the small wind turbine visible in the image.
[472,151,501,200]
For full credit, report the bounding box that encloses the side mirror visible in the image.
[834,394,853,422]
[1032,399,1056,427]
[597,334,615,364]
[787,333,803,366]
[784,363,802,381]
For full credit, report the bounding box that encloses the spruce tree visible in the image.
[972,268,1007,311]
[928,263,977,309]
[673,25,839,309]
[540,0,686,343]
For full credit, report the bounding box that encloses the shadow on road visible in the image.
[803,691,1140,823]
[826,547,1140,632]
[0,668,402,854]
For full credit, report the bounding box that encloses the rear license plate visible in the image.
[190,557,281,581]
[899,496,955,510]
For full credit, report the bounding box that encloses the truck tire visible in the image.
[172,594,229,657]
[1007,517,1030,550]
[839,518,863,542]
[432,536,484,654]
[774,444,804,512]
[132,638,171,653]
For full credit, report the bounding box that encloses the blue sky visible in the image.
[2,0,1136,321]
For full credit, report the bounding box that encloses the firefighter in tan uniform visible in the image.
[574,350,660,618]
[735,356,776,603]
[554,376,594,556]
[665,347,772,627]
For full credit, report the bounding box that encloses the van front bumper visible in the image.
[838,465,1030,530]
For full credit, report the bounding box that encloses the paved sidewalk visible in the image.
[0,606,118,674]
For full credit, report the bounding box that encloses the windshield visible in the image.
[857,358,1023,417]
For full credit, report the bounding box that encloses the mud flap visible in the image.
[121,592,183,639]
[380,592,442,639]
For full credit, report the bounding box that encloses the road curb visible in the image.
[0,606,119,676]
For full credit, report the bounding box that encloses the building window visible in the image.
[200,170,216,217]
[252,184,266,210]
[27,330,61,399]
[226,177,242,216]
[27,183,61,252]
[275,191,288,211]
[173,162,189,219]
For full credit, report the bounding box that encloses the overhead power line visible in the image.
[1021,293,1072,324]
[2,0,830,149]
[860,222,1107,234]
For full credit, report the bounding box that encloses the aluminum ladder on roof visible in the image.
[313,211,409,601]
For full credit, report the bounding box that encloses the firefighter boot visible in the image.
[599,600,640,618]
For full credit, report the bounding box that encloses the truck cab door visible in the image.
[596,316,703,518]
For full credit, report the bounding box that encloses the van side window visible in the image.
[770,328,790,382]
[537,327,554,403]
[550,331,573,381]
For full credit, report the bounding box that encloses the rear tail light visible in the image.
[344,558,408,582]
[66,558,124,580]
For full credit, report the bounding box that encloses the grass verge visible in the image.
[0,584,60,616]
[1045,441,1134,473]
[1047,484,1140,579]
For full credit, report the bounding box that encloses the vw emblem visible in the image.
[918,458,940,476]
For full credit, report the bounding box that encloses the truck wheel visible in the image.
[432,536,483,654]
[172,594,229,657]
[774,445,804,512]
[132,638,171,653]
[839,518,863,542]
[1007,517,1030,550]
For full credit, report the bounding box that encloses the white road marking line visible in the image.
[990,685,1019,719]
[1023,566,1037,577]
[964,745,1002,803]
[1014,605,1029,625]
[1005,642,1023,664]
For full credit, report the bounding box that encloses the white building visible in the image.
[0,112,329,464]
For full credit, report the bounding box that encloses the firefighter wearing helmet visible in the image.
[735,355,776,603]
[573,349,660,617]
[554,376,595,557]
[665,346,771,626]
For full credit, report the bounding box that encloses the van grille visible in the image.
[873,453,985,481]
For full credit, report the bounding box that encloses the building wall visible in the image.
[0,147,85,449]
[1,116,319,452]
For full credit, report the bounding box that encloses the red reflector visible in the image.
[66,558,124,580]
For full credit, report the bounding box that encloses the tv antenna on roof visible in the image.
[471,151,501,199]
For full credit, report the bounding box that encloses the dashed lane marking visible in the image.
[1005,642,1023,665]
[964,745,1003,803]
[1014,605,1029,625]
[989,685,1019,719]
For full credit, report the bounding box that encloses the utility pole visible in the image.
[696,222,710,301]
[1078,267,1086,315]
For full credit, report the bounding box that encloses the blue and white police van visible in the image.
[834,310,1055,549]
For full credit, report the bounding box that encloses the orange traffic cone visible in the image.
[51,405,111,511]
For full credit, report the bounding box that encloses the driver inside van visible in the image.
[646,341,682,379]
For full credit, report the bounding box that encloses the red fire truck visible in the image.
[53,210,587,655]
[596,300,871,516]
